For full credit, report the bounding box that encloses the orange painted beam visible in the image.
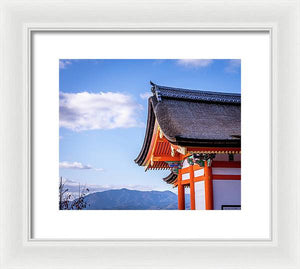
[152,156,180,162]
[181,179,190,185]
[189,165,195,210]
[181,166,193,174]
[212,161,241,168]
[194,176,205,182]
[182,161,240,172]
[213,175,241,180]
[193,164,207,171]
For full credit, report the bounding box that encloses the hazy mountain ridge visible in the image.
[82,188,190,210]
[62,180,160,199]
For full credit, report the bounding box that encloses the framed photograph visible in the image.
[58,59,241,212]
[33,33,263,240]
[1,0,299,268]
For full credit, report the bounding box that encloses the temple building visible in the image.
[135,82,241,210]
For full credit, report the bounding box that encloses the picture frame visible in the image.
[0,0,299,268]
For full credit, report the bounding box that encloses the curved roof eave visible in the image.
[134,96,178,166]
[163,172,178,184]
[134,97,156,166]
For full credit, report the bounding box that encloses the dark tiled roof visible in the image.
[135,82,241,166]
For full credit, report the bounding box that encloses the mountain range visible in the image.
[81,188,190,210]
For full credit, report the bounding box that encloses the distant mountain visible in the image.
[82,188,190,210]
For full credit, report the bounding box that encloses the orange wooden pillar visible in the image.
[204,161,214,210]
[189,165,196,210]
[177,170,185,210]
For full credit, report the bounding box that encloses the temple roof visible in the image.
[135,82,241,166]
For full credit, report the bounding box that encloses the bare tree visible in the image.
[59,177,72,209]
[59,177,89,210]
[69,183,90,210]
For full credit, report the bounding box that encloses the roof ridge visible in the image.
[150,82,241,104]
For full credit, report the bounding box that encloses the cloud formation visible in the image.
[59,91,143,131]
[59,60,72,69]
[225,59,241,73]
[59,161,104,171]
[140,92,152,100]
[59,161,92,170]
[177,59,213,68]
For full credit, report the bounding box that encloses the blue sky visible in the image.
[59,59,241,192]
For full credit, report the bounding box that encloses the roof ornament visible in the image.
[165,161,182,175]
[159,128,164,139]
[176,146,187,155]
[150,81,156,94]
[150,81,162,102]
[187,153,216,167]
[170,145,175,157]
[156,92,162,102]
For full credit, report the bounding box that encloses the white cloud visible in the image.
[59,60,72,69]
[225,59,241,73]
[177,59,213,68]
[139,92,152,100]
[59,161,103,171]
[59,161,92,169]
[94,168,105,172]
[59,91,143,131]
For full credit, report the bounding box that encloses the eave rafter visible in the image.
[144,122,181,171]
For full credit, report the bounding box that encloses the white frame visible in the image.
[0,0,299,268]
